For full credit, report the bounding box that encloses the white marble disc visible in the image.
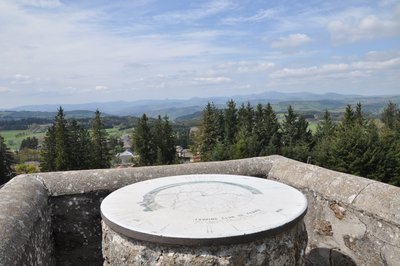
[101,174,307,244]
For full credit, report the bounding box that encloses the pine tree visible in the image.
[54,107,71,171]
[377,102,400,185]
[261,103,281,155]
[41,107,109,171]
[133,114,156,166]
[20,137,39,150]
[281,106,312,162]
[281,105,298,159]
[211,140,230,161]
[40,125,56,171]
[328,103,376,177]
[237,102,254,133]
[313,110,336,167]
[381,101,399,130]
[233,102,256,158]
[199,103,222,161]
[224,100,238,146]
[281,105,298,148]
[315,110,336,140]
[91,109,111,169]
[252,103,280,156]
[253,104,264,156]
[354,102,365,126]
[342,104,355,127]
[154,116,176,165]
[0,135,14,185]
[68,120,92,170]
[378,126,400,186]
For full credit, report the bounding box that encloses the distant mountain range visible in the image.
[3,91,400,120]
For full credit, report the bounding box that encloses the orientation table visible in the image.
[101,174,308,265]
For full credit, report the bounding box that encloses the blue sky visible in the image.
[0,0,399,108]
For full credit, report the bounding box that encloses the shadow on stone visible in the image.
[306,248,357,266]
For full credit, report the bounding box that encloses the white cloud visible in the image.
[271,34,312,49]
[217,61,275,73]
[11,74,33,84]
[0,87,11,93]
[14,74,31,80]
[271,57,400,79]
[95,85,108,91]
[327,7,400,43]
[153,0,233,23]
[352,57,400,70]
[222,8,277,24]
[16,0,62,8]
[194,76,231,83]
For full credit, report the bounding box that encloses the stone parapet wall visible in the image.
[267,156,400,265]
[0,175,54,266]
[0,156,399,265]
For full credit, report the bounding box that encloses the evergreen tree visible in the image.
[224,100,238,145]
[281,105,298,159]
[41,107,109,171]
[281,105,298,148]
[199,103,222,161]
[233,102,256,158]
[296,116,313,144]
[237,102,254,133]
[315,110,336,140]
[154,116,176,165]
[313,110,336,167]
[342,104,355,127]
[327,104,380,178]
[91,109,111,169]
[232,128,257,159]
[381,101,399,130]
[378,126,400,186]
[211,140,230,161]
[253,104,264,156]
[281,106,312,162]
[377,102,400,185]
[330,121,370,176]
[20,137,39,150]
[133,114,156,166]
[354,102,365,126]
[261,103,281,155]
[40,125,56,171]
[54,107,71,171]
[69,120,92,170]
[0,135,14,185]
[253,103,280,156]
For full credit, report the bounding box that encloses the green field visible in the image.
[0,130,46,151]
[308,121,318,133]
[105,127,134,137]
[0,127,134,151]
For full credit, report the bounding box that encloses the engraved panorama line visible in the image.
[139,180,263,212]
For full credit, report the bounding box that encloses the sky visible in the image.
[0,0,399,108]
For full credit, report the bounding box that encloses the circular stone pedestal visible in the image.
[101,174,308,265]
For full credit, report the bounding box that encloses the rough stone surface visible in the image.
[266,156,400,266]
[35,157,273,196]
[0,175,55,266]
[0,155,399,265]
[102,220,308,266]
[50,191,109,265]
